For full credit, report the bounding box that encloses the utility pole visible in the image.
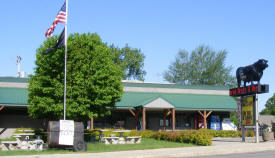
[16,56,22,78]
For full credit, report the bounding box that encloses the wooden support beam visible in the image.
[197,110,213,129]
[197,110,204,118]
[163,109,172,131]
[166,111,171,117]
[163,110,167,131]
[142,107,146,130]
[0,106,4,111]
[171,108,175,131]
[129,109,136,117]
[203,110,207,129]
[129,108,141,130]
[206,111,213,118]
[90,117,94,130]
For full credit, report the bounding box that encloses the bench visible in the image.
[101,137,119,144]
[125,136,142,144]
[28,140,44,151]
[1,141,19,151]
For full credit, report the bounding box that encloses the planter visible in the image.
[262,132,274,141]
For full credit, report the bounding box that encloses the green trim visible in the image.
[114,106,236,111]
[116,92,237,111]
[0,77,28,83]
[0,87,28,106]
[0,104,28,107]
[123,82,229,91]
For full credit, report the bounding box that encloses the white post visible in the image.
[241,96,245,142]
[17,56,21,78]
[63,0,68,120]
[255,94,259,143]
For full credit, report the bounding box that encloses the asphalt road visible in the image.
[186,150,275,158]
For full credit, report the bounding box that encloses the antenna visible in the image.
[16,56,22,78]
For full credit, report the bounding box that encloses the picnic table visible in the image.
[1,130,44,151]
[113,130,131,144]
[14,133,35,141]
[113,130,131,137]
[100,130,141,144]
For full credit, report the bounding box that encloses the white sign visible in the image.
[59,120,74,145]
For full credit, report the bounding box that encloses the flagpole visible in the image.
[63,0,68,120]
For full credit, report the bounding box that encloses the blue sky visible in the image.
[0,0,274,111]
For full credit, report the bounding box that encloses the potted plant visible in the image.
[262,126,274,141]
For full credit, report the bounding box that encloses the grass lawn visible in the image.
[0,138,195,156]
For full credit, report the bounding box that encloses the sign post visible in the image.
[230,84,268,143]
[230,59,268,143]
[255,94,259,143]
[229,84,269,143]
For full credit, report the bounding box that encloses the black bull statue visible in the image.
[236,59,268,87]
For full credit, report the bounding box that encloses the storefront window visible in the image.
[160,119,169,126]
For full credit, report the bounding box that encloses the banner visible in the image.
[241,96,255,126]
[59,120,74,145]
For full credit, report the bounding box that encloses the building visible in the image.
[0,77,237,137]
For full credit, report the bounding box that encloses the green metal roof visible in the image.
[116,92,237,111]
[0,77,28,83]
[0,88,236,111]
[0,77,236,111]
[0,87,28,106]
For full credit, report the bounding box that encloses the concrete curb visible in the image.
[2,139,275,158]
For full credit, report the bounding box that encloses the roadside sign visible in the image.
[59,120,74,145]
[241,96,255,126]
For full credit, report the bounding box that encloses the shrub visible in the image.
[140,130,154,138]
[152,130,212,146]
[183,130,213,146]
[215,130,239,137]
[245,130,255,137]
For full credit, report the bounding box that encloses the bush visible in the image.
[215,130,239,137]
[152,130,212,146]
[245,130,255,137]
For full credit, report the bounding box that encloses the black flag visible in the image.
[43,28,65,54]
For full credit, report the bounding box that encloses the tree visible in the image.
[260,93,275,115]
[28,33,124,121]
[110,44,146,81]
[230,111,240,129]
[163,45,235,86]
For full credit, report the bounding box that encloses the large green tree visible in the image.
[163,45,235,86]
[28,33,123,121]
[110,44,146,81]
[260,93,275,115]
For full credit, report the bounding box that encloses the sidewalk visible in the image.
[2,138,275,158]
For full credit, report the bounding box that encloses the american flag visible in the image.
[45,2,67,38]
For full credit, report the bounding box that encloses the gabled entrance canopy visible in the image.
[126,97,176,131]
[144,97,174,109]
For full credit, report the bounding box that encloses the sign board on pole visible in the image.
[229,84,269,97]
[59,120,74,145]
[241,96,255,126]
